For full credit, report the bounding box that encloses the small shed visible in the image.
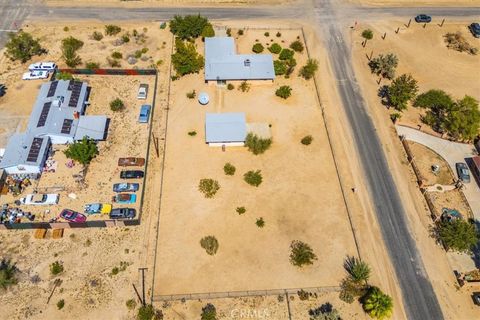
[205,113,247,147]
[74,115,108,140]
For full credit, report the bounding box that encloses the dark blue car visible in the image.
[470,23,480,38]
[415,14,432,23]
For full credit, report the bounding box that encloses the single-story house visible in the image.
[205,113,247,147]
[204,37,275,83]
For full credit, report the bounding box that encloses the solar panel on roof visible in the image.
[37,102,51,127]
[47,81,58,97]
[26,137,44,163]
[61,119,73,134]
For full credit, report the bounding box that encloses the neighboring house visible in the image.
[204,37,275,83]
[205,113,247,147]
[0,80,108,178]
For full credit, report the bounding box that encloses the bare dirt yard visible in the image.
[408,141,454,186]
[153,28,358,297]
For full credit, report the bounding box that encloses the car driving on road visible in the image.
[120,170,144,179]
[456,162,471,183]
[415,14,432,23]
[109,208,136,220]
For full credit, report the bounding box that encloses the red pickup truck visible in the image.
[117,157,145,167]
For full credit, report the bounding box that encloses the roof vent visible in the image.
[244,59,251,67]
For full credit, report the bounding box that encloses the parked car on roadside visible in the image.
[20,193,59,205]
[137,84,148,100]
[456,162,471,183]
[120,170,144,179]
[118,157,145,167]
[84,203,112,215]
[415,14,432,23]
[469,22,480,38]
[22,70,50,80]
[138,104,151,123]
[113,183,140,192]
[60,209,87,223]
[110,208,136,220]
[28,62,57,72]
[112,193,137,204]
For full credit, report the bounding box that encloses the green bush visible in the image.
[61,37,84,68]
[252,43,264,53]
[55,72,74,80]
[227,83,234,90]
[137,304,156,320]
[289,240,317,267]
[5,31,45,63]
[256,217,265,228]
[200,236,219,255]
[169,14,210,40]
[50,261,64,275]
[188,131,197,136]
[201,303,217,320]
[107,58,121,68]
[224,163,236,175]
[186,90,196,99]
[275,85,292,99]
[299,59,318,80]
[226,28,232,37]
[105,24,121,36]
[273,60,287,76]
[201,24,215,38]
[92,31,103,41]
[244,170,263,187]
[368,53,398,80]
[289,40,304,52]
[279,48,294,60]
[198,179,220,198]
[111,51,123,59]
[85,62,100,69]
[437,218,479,253]
[245,133,272,155]
[301,135,313,145]
[110,98,125,112]
[62,36,84,51]
[126,299,137,310]
[0,259,17,289]
[361,286,393,320]
[121,34,130,43]
[160,22,167,29]
[238,81,251,92]
[268,43,282,54]
[57,299,65,310]
[276,31,282,37]
[63,137,98,166]
[264,32,270,37]
[172,38,204,76]
[111,267,119,275]
[236,207,246,215]
[238,29,244,36]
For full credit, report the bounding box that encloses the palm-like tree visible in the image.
[344,256,371,283]
[0,259,18,289]
[362,286,393,319]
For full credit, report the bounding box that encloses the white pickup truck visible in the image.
[20,193,59,205]
[28,62,57,72]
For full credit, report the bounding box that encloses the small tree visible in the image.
[92,31,103,41]
[368,53,398,80]
[201,24,215,38]
[201,303,217,320]
[110,98,125,111]
[414,89,453,132]
[361,29,373,46]
[276,85,292,99]
[256,217,265,228]
[63,137,99,166]
[245,133,272,155]
[300,59,319,80]
[0,259,17,289]
[289,40,304,52]
[50,261,64,275]
[5,31,45,63]
[387,74,418,111]
[198,179,220,198]
[169,14,210,40]
[252,43,264,53]
[105,24,121,36]
[344,256,371,284]
[362,286,393,320]
[274,60,287,76]
[57,299,65,310]
[445,96,480,142]
[301,135,313,145]
[223,163,236,175]
[290,240,317,267]
[437,219,479,253]
[137,304,156,320]
[268,43,282,54]
[171,39,204,76]
[244,170,263,187]
[200,236,219,255]
[238,81,251,92]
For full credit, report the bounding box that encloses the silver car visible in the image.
[137,84,148,100]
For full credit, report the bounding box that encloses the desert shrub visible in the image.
[268,43,282,54]
[160,22,167,29]
[201,24,215,38]
[172,38,204,76]
[274,60,287,75]
[55,72,74,80]
[361,286,393,320]
[64,137,98,165]
[237,29,244,36]
[105,24,121,36]
[111,267,119,275]
[85,62,100,69]
[126,299,137,310]
[300,59,319,80]
[110,98,125,112]
[63,26,69,32]
[169,14,210,39]
[437,218,479,253]
[289,240,317,267]
[238,81,251,92]
[301,135,313,145]
[390,112,402,123]
[264,32,270,37]
[223,163,236,175]
[61,37,84,68]
[226,28,232,37]
[92,31,103,41]
[111,51,123,59]
[121,34,130,43]
[276,31,282,37]
[200,236,219,255]
[188,131,197,136]
[50,261,64,275]
[5,31,45,63]
[252,43,264,53]
[245,133,272,155]
[0,259,17,289]
[368,53,398,80]
[344,256,371,283]
[289,40,304,52]
[137,304,156,320]
[444,32,478,55]
[236,207,246,215]
[256,217,265,228]
[186,90,196,99]
[198,179,220,198]
[62,36,83,51]
[243,170,263,187]
[107,58,121,67]
[57,299,65,310]
[275,85,292,99]
[309,303,341,320]
[201,303,217,320]
[279,48,294,60]
[227,83,234,90]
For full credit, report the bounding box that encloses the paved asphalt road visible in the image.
[1,0,479,318]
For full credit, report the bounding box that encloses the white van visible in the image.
[28,62,57,72]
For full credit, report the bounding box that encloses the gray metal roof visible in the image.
[74,115,107,140]
[205,37,275,81]
[205,113,247,143]
[0,133,50,169]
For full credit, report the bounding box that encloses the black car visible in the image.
[470,23,480,38]
[415,14,432,23]
[472,292,480,306]
[110,208,136,220]
[120,170,144,179]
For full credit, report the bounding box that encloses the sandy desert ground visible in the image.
[349,0,480,6]
[408,141,454,186]
[45,0,295,6]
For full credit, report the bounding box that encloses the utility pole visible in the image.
[139,267,148,306]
